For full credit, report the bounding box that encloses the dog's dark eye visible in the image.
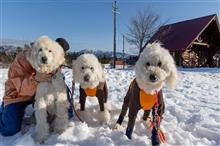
[81,66,85,70]
[90,67,94,71]
[158,61,162,67]
[48,50,52,52]
[146,62,150,67]
[39,48,42,52]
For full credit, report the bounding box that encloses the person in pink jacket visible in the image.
[0,38,69,136]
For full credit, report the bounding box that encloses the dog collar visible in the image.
[46,65,63,79]
[47,69,58,77]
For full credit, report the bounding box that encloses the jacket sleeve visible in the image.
[19,75,37,96]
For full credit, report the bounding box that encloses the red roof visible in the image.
[150,14,219,51]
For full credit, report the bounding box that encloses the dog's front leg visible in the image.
[54,94,68,133]
[54,94,69,133]
[79,87,86,111]
[97,95,104,111]
[33,98,49,143]
[53,78,69,134]
[97,95,110,124]
[126,107,139,139]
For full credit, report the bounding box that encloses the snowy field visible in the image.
[0,67,220,146]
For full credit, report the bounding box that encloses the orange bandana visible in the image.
[85,88,97,96]
[140,89,157,110]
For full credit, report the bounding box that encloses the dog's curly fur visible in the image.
[114,42,177,142]
[27,36,69,143]
[135,42,177,94]
[73,54,105,89]
[73,54,110,124]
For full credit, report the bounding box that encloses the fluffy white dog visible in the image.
[27,36,69,143]
[135,42,177,93]
[115,42,177,145]
[73,54,110,124]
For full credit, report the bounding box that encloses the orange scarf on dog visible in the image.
[85,88,97,96]
[140,89,157,110]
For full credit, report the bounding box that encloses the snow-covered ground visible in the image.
[0,67,220,146]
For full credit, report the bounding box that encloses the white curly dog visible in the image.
[135,42,177,93]
[114,42,177,144]
[73,54,110,124]
[26,36,69,143]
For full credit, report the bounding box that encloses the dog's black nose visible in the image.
[149,74,157,82]
[41,56,48,64]
[84,74,90,82]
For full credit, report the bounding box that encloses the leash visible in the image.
[60,64,83,123]
[153,92,166,143]
[143,91,166,144]
[70,81,83,122]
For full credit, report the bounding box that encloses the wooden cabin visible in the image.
[150,14,220,67]
[109,59,126,68]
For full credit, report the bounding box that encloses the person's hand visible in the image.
[34,72,52,82]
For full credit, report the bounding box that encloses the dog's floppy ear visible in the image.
[165,63,177,89]
[24,44,32,55]
[24,43,38,70]
[24,44,33,62]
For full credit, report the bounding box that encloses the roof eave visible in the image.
[185,15,218,50]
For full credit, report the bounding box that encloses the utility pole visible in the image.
[112,0,119,68]
[122,34,125,69]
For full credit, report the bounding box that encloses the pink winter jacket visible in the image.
[3,50,37,106]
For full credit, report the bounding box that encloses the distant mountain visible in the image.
[0,46,4,52]
[77,49,131,59]
[0,45,17,54]
[0,38,29,55]
[0,42,135,59]
[0,46,132,59]
[0,38,30,46]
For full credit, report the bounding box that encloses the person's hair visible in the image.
[56,38,70,52]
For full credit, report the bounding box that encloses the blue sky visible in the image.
[0,0,219,54]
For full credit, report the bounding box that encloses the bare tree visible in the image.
[126,8,165,56]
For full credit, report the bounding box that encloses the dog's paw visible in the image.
[104,103,112,111]
[53,122,67,134]
[53,117,68,134]
[32,131,48,144]
[53,126,66,134]
[113,123,123,131]
[32,123,49,143]
[126,127,133,139]
[99,110,111,124]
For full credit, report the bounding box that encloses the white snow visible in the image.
[0,67,220,146]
